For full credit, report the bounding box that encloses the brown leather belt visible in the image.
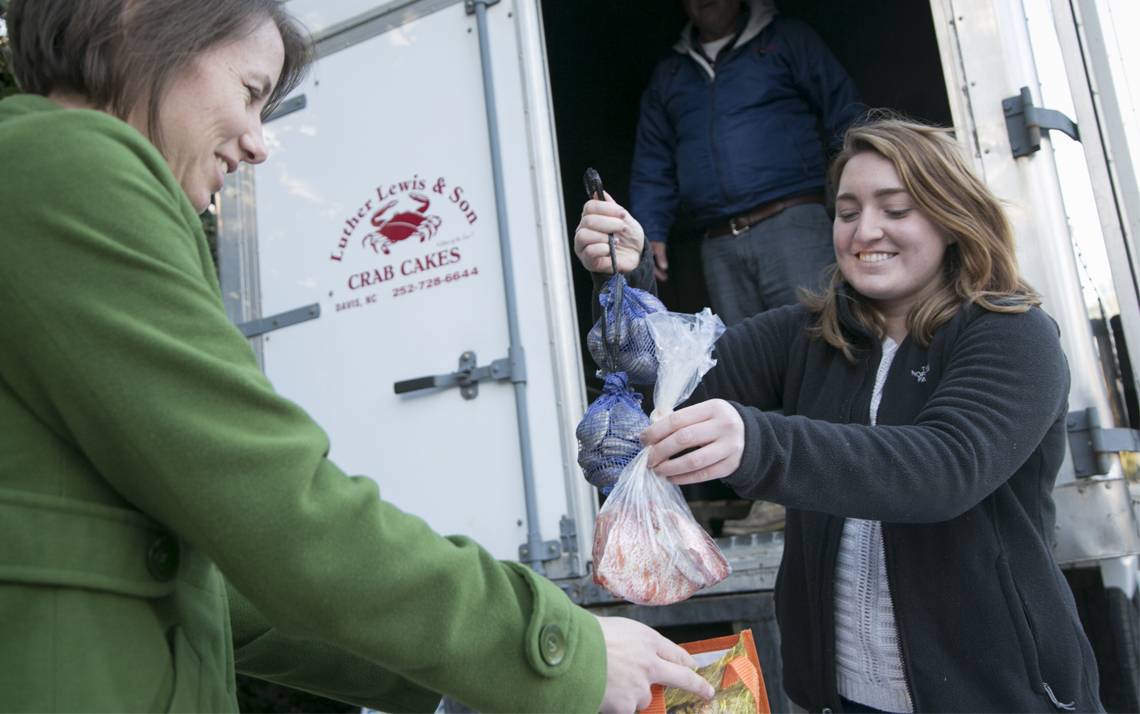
[704,193,825,239]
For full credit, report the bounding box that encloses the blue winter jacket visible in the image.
[630,14,863,243]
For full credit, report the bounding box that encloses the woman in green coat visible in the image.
[0,1,714,711]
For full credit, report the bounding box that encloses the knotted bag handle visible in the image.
[584,167,624,373]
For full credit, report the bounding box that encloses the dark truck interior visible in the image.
[541,0,952,512]
[540,8,1140,713]
[538,6,953,706]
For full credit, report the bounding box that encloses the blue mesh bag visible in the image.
[576,372,651,495]
[586,274,666,385]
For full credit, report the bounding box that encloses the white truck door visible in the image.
[217,0,595,577]
[1050,0,1140,422]
[928,0,1140,566]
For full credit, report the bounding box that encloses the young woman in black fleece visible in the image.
[574,119,1104,713]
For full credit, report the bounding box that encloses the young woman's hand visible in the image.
[574,192,645,274]
[595,615,714,712]
[641,400,745,485]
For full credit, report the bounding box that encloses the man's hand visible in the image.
[640,400,744,485]
[596,616,714,713]
[649,241,669,283]
[574,193,646,274]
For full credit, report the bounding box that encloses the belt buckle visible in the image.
[729,217,747,236]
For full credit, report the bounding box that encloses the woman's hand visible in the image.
[574,192,646,274]
[596,616,714,713]
[641,400,745,485]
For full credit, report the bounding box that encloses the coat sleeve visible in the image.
[721,308,1070,523]
[780,18,864,153]
[686,305,802,413]
[0,112,605,713]
[227,582,441,713]
[629,58,682,245]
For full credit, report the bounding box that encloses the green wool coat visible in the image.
[0,94,606,713]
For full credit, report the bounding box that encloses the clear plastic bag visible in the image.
[592,309,730,605]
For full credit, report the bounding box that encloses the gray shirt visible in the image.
[834,337,913,713]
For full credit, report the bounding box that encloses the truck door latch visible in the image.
[1066,407,1140,477]
[393,350,516,400]
[236,303,321,338]
[1003,86,1080,158]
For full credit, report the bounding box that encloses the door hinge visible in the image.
[1003,86,1079,158]
[465,0,502,14]
[559,515,578,555]
[519,539,562,562]
[517,516,577,564]
[1066,407,1140,477]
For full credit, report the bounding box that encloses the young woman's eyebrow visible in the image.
[836,187,909,202]
[873,187,908,198]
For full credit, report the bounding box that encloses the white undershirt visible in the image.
[833,337,913,713]
[700,35,734,64]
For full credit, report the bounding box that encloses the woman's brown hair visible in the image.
[6,0,312,149]
[803,116,1040,360]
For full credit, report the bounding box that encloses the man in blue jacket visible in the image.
[631,0,863,325]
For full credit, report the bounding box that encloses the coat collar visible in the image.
[834,282,879,348]
[673,0,778,80]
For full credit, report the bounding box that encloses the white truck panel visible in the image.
[933,0,1113,442]
[931,0,1140,565]
[246,0,583,566]
[507,0,599,568]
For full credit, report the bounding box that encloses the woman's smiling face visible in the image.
[140,17,284,213]
[833,151,952,322]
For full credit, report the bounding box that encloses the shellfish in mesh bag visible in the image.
[592,309,730,605]
[576,372,650,495]
[587,274,666,384]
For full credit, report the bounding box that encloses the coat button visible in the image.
[146,533,180,581]
[539,623,566,666]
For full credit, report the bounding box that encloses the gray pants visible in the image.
[701,203,835,325]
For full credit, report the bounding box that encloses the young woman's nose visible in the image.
[852,212,885,244]
[239,123,269,165]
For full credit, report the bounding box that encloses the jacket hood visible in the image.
[673,0,778,78]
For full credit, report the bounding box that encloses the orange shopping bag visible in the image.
[640,629,769,714]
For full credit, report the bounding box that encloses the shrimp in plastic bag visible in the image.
[592,308,730,605]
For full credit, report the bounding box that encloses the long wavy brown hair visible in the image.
[803,117,1040,360]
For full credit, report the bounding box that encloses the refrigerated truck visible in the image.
[216,0,1140,709]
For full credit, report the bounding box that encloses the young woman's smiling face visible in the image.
[833,151,952,326]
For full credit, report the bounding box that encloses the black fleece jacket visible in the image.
[606,250,1103,712]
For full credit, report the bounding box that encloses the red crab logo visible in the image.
[361,192,442,255]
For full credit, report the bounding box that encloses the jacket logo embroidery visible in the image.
[911,365,930,383]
